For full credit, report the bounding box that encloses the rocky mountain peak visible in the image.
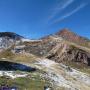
[56,28,90,48]
[56,28,78,38]
[56,28,72,34]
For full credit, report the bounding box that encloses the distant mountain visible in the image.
[0,32,23,40]
[0,32,25,50]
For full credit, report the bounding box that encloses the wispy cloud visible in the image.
[56,0,74,10]
[49,0,74,19]
[53,3,87,23]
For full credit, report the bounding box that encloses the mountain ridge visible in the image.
[0,29,90,66]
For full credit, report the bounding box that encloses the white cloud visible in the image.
[49,0,74,19]
[53,3,87,23]
[58,0,74,10]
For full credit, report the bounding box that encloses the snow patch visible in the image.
[21,38,31,42]
[0,71,28,79]
[37,59,55,67]
[21,38,42,42]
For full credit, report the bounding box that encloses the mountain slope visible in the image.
[34,59,90,90]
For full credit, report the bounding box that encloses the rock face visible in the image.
[46,42,90,66]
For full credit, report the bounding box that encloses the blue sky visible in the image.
[0,0,90,39]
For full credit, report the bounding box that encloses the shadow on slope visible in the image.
[0,61,36,72]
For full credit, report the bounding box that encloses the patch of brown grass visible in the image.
[0,49,38,64]
[13,54,37,63]
[0,49,14,59]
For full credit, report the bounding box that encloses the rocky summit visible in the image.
[56,28,90,48]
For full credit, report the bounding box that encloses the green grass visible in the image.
[0,70,54,90]
[0,75,45,90]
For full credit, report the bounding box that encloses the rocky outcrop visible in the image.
[46,42,90,66]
